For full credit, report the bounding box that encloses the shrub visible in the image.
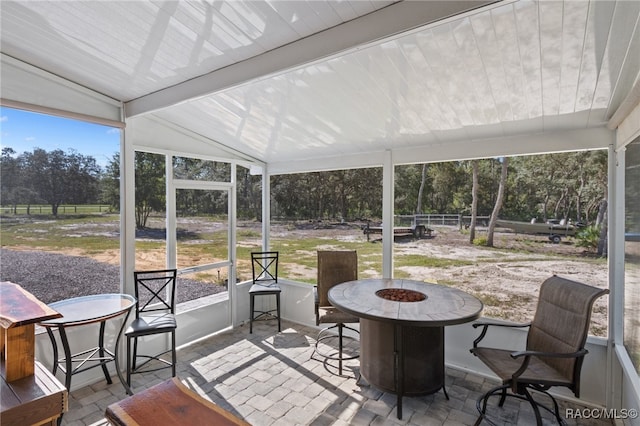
[473,236,488,246]
[575,225,600,251]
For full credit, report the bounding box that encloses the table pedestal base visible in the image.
[360,319,445,418]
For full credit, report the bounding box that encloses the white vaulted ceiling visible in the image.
[1,0,400,101]
[1,0,639,174]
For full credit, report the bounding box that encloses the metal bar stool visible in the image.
[249,252,281,333]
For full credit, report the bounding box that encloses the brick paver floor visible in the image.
[60,320,613,426]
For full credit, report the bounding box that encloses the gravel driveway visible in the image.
[0,248,224,304]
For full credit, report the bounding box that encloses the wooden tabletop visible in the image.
[328,278,483,327]
[0,282,61,329]
[106,377,250,426]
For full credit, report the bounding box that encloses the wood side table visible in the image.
[1,281,67,426]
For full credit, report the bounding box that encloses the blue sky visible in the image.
[0,107,120,168]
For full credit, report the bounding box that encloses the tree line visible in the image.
[1,147,101,216]
[274,150,607,226]
[1,147,607,229]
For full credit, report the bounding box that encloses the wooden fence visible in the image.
[1,205,112,215]
[396,214,491,228]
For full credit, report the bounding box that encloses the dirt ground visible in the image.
[1,218,610,336]
[398,227,608,333]
[268,222,610,336]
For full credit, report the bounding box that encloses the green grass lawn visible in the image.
[1,213,611,338]
[0,214,120,252]
[0,214,382,283]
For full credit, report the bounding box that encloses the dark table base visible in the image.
[360,319,446,418]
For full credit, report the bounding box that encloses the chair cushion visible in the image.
[126,313,177,337]
[317,306,359,325]
[249,282,281,294]
[471,347,572,387]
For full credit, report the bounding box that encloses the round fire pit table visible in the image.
[328,278,483,419]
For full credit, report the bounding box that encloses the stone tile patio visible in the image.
[60,320,613,426]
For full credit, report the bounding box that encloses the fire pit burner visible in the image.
[376,288,426,302]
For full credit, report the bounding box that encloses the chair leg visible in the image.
[530,386,566,426]
[551,394,564,424]
[311,324,339,359]
[338,324,344,375]
[475,384,509,426]
[249,294,254,333]
[276,293,281,332]
[126,336,132,392]
[311,323,359,377]
[171,331,176,377]
[474,414,484,426]
[249,292,281,333]
[132,336,138,370]
[498,386,507,407]
[523,387,543,426]
[475,383,565,426]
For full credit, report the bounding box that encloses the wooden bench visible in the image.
[105,377,250,426]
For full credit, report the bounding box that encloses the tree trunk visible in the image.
[469,160,479,243]
[416,164,428,214]
[576,175,585,221]
[596,198,608,257]
[487,157,509,247]
[542,193,550,222]
[595,198,607,227]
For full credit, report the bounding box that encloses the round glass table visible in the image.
[328,278,483,419]
[39,293,136,395]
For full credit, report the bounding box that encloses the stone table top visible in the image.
[328,278,483,327]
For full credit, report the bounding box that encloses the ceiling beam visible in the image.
[125,0,502,118]
[392,127,615,165]
[267,127,615,175]
[127,115,262,165]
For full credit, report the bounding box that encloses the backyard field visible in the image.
[0,216,609,336]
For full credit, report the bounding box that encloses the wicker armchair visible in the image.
[470,275,608,425]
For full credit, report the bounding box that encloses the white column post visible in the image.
[230,163,239,327]
[166,155,177,269]
[262,166,271,250]
[121,125,136,295]
[607,143,626,411]
[382,150,394,278]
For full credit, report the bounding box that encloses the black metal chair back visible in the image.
[133,269,177,317]
[125,269,178,393]
[251,251,279,285]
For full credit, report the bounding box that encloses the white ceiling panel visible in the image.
[1,0,398,101]
[146,0,639,169]
[1,0,639,173]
